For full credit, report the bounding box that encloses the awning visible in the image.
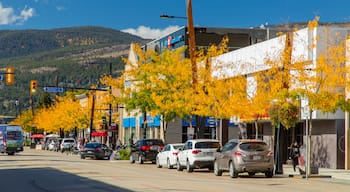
[45,134,60,138]
[30,134,44,139]
[91,131,107,137]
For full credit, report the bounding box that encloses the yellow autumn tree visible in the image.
[34,94,90,134]
[261,17,350,175]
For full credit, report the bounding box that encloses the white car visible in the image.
[177,139,220,172]
[60,138,76,152]
[156,143,184,169]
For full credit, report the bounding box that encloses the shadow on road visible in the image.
[0,167,134,192]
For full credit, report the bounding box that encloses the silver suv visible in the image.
[60,138,76,152]
[214,139,274,178]
[177,139,220,172]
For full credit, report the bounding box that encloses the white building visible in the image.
[212,24,350,169]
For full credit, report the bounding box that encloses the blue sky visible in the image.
[0,0,350,39]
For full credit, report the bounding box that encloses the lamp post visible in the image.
[160,14,187,19]
[161,0,199,137]
[160,0,197,87]
[15,99,19,117]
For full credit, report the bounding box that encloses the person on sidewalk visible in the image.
[290,141,300,172]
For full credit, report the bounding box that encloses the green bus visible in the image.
[0,124,24,155]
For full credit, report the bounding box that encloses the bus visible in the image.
[0,124,24,155]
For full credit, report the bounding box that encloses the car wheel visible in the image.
[177,160,183,171]
[138,155,144,164]
[214,160,223,176]
[80,155,85,159]
[167,159,173,169]
[248,172,255,177]
[229,161,238,178]
[186,160,193,173]
[265,170,274,178]
[156,157,162,168]
[129,154,135,163]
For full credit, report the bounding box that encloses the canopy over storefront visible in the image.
[91,131,107,137]
[30,134,44,139]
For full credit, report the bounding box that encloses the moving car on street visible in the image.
[80,142,113,160]
[177,139,220,172]
[156,143,184,169]
[213,139,274,178]
[130,139,164,164]
[0,124,23,155]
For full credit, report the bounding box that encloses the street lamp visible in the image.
[161,0,199,138]
[15,99,19,117]
[160,14,187,19]
[160,0,197,87]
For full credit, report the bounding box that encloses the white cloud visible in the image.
[0,3,34,25]
[122,25,181,39]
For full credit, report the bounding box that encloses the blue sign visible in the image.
[0,75,3,81]
[43,87,64,93]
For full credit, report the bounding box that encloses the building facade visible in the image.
[212,24,350,169]
[120,26,280,145]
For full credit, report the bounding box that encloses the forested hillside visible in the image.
[0,26,147,117]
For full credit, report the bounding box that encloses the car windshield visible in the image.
[144,140,163,146]
[85,143,101,148]
[6,131,22,140]
[173,145,184,149]
[195,142,220,149]
[239,142,268,151]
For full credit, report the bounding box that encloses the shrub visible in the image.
[115,148,130,160]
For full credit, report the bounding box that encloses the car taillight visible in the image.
[3,139,6,147]
[172,152,178,156]
[234,151,245,157]
[160,145,164,150]
[141,145,151,151]
[192,150,201,155]
[96,148,102,151]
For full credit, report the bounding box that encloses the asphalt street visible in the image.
[0,148,349,192]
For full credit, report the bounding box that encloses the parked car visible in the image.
[130,139,164,164]
[156,143,184,169]
[60,138,76,153]
[177,139,220,172]
[80,142,113,160]
[213,139,274,178]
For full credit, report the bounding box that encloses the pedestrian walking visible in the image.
[290,141,300,172]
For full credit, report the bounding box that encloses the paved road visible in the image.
[0,148,349,192]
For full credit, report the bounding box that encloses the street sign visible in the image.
[43,87,64,93]
[0,75,3,81]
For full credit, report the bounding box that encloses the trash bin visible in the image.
[30,143,36,149]
[311,166,319,174]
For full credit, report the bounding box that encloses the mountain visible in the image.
[0,26,148,117]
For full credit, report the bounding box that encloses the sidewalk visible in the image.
[283,164,350,182]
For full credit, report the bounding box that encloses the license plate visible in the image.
[87,151,93,154]
[253,155,261,160]
[207,152,213,156]
[151,146,159,150]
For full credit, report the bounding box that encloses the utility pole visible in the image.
[187,0,197,87]
[108,62,113,147]
[89,92,96,141]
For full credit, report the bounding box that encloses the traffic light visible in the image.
[30,80,38,95]
[102,116,107,126]
[5,67,14,85]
